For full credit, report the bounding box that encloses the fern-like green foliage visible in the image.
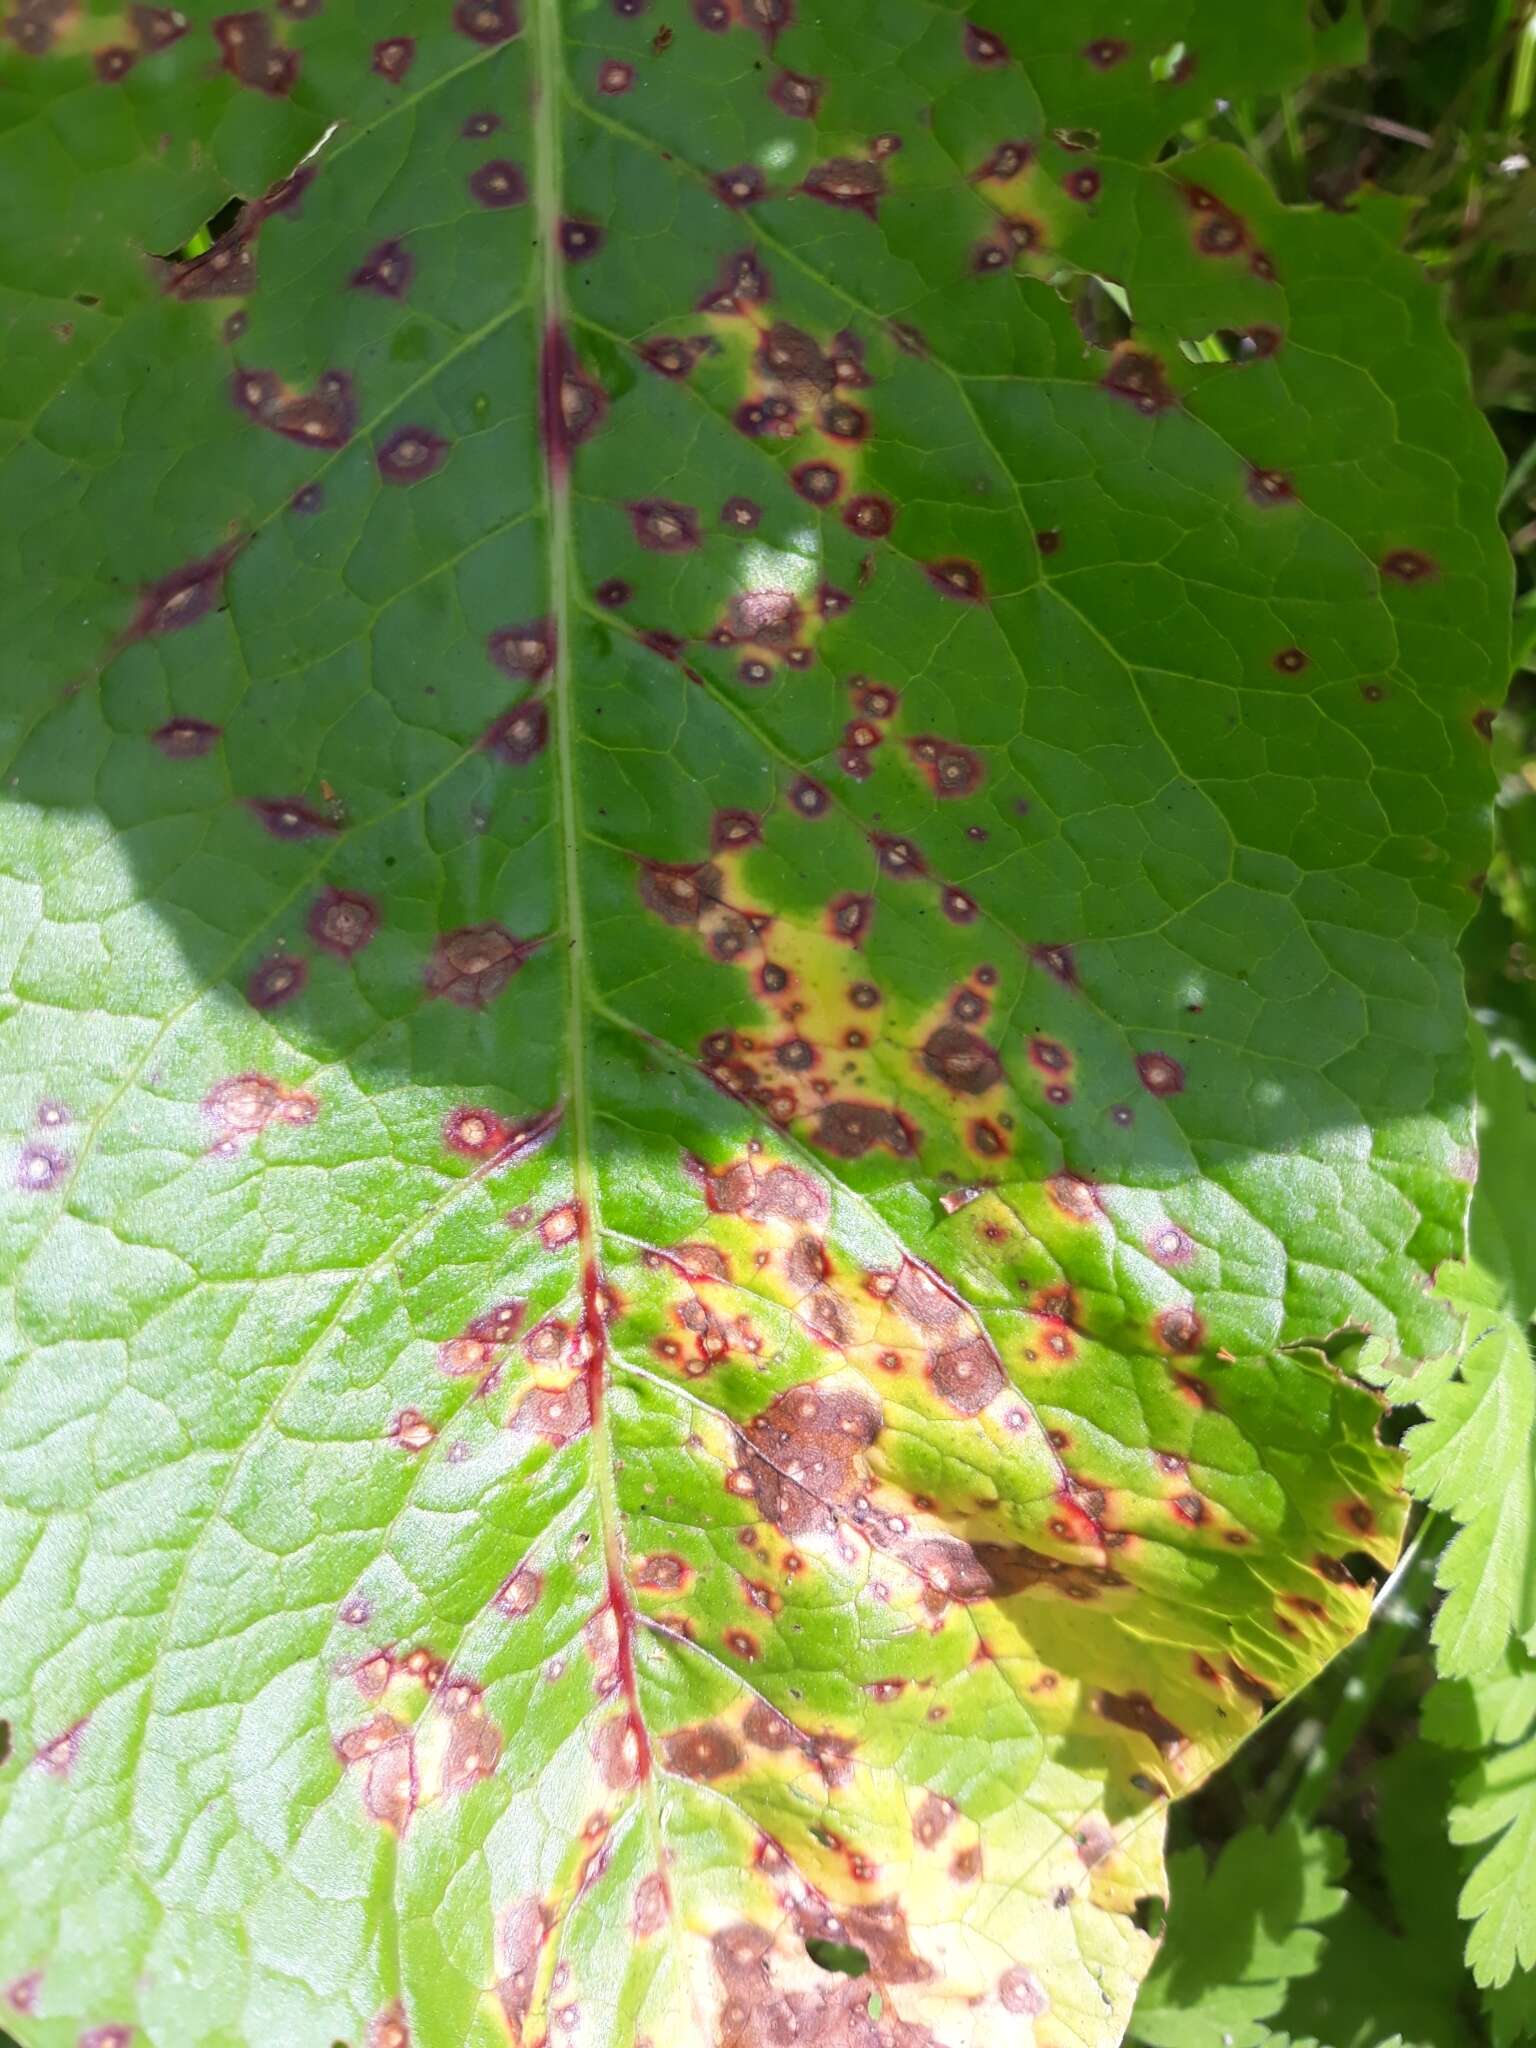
[1396,1031,1536,1679]
[1426,1644,1536,1991]
[1129,1824,1346,2048]
[1405,1260,1536,1679]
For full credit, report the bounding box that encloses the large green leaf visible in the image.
[0,4,1508,2045]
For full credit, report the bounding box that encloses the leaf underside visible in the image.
[0,3,1508,2047]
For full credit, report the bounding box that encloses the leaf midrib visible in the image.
[530,0,699,2032]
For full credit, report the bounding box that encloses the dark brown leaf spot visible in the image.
[843,495,894,538]
[468,160,528,208]
[509,1377,591,1445]
[367,2002,411,2048]
[442,1106,513,1158]
[213,12,298,94]
[560,218,603,262]
[495,1565,544,1618]
[152,717,221,758]
[921,1024,1001,1095]
[425,924,530,1007]
[724,493,765,532]
[712,810,761,853]
[487,618,555,682]
[740,1381,881,1536]
[232,367,357,447]
[628,499,700,552]
[802,158,885,217]
[15,1146,65,1194]
[663,1722,742,1780]
[1156,1305,1204,1355]
[167,232,257,301]
[715,165,766,208]
[639,861,717,927]
[246,953,306,1010]
[964,22,1008,63]
[543,326,608,461]
[768,68,820,117]
[999,1966,1049,2016]
[95,45,136,80]
[32,1719,86,1777]
[741,0,791,43]
[454,0,519,41]
[929,1338,1005,1415]
[372,36,414,80]
[1247,466,1296,507]
[977,139,1031,180]
[640,336,706,380]
[1102,347,1175,413]
[873,834,924,879]
[816,1100,912,1158]
[351,240,413,298]
[247,796,338,840]
[1136,1051,1184,1096]
[1097,1690,1185,1755]
[826,893,871,945]
[1030,943,1076,987]
[3,1975,40,2017]
[133,5,190,48]
[130,547,239,638]
[483,700,549,766]
[377,426,449,484]
[1381,548,1437,584]
[924,558,985,601]
[792,461,842,506]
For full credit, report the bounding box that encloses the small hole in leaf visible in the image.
[1132,1895,1165,1937]
[867,1990,883,2021]
[0,1720,10,1766]
[1071,277,1130,350]
[1343,1549,1388,1590]
[1149,40,1188,82]
[806,1939,870,1978]
[157,195,247,265]
[1052,126,1099,151]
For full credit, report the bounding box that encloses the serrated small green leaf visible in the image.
[1483,1968,1536,2048]
[1469,1029,1536,1328]
[1129,1824,1347,2048]
[1403,1261,1536,1677]
[1453,1735,1536,1988]
[1274,1744,1469,2048]
[1428,1644,1536,1991]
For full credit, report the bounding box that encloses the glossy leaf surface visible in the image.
[0,3,1508,2046]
